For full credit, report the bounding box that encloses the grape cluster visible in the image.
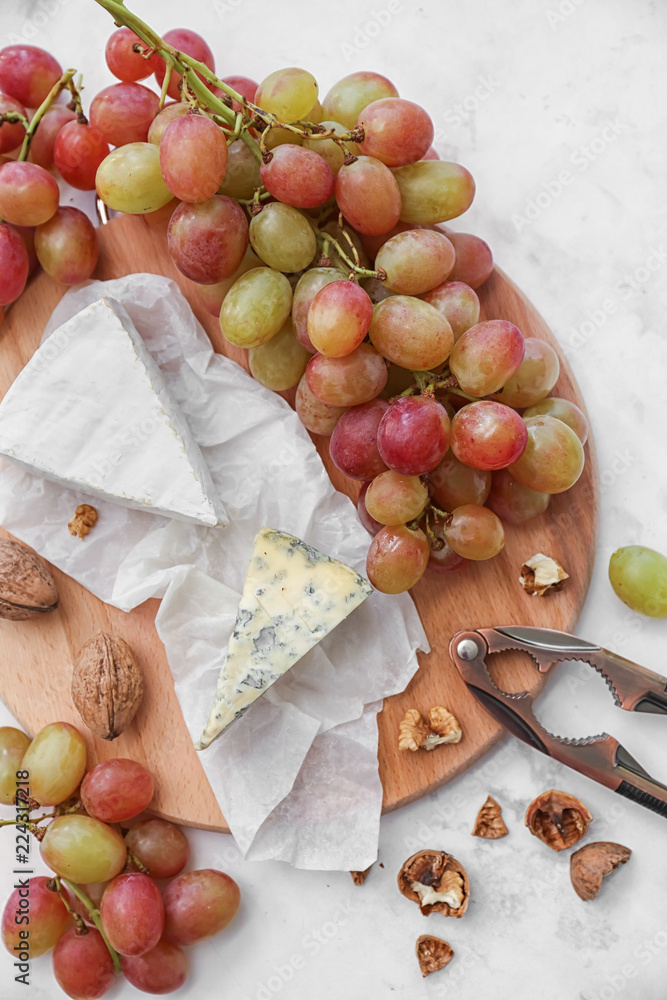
[0,722,240,998]
[0,2,589,595]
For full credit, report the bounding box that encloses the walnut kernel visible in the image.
[68,504,98,539]
[398,706,462,752]
[398,850,470,917]
[570,842,631,900]
[350,866,371,886]
[525,789,592,851]
[520,553,568,596]
[71,632,144,740]
[0,538,58,620]
[472,795,508,839]
[416,936,454,978]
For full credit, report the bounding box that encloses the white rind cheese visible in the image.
[197,528,373,749]
[0,297,227,527]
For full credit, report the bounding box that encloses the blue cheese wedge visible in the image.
[0,297,226,527]
[196,528,373,749]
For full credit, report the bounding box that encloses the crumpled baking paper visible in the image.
[0,274,429,871]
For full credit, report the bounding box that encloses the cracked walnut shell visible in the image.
[472,795,509,839]
[350,867,371,885]
[398,850,470,917]
[525,789,592,851]
[71,632,144,740]
[570,841,631,900]
[0,538,58,621]
[398,706,462,752]
[68,504,98,539]
[416,936,454,978]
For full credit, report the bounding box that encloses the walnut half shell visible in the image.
[472,795,509,839]
[398,850,470,917]
[525,789,592,851]
[416,936,454,977]
[0,538,58,621]
[570,842,631,900]
[71,632,144,740]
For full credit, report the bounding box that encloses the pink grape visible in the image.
[90,83,160,146]
[428,452,491,510]
[487,468,550,524]
[220,75,258,113]
[357,481,383,535]
[423,280,480,340]
[0,160,59,226]
[292,267,342,351]
[366,524,430,593]
[163,869,241,946]
[28,105,75,169]
[105,27,161,82]
[154,28,215,101]
[450,400,528,470]
[335,156,402,235]
[357,98,434,166]
[444,230,494,288]
[0,222,29,305]
[494,338,560,408]
[0,45,62,108]
[34,207,98,285]
[124,819,190,880]
[295,374,346,436]
[522,396,589,445]
[427,526,468,574]
[100,873,164,957]
[375,229,455,295]
[81,759,154,823]
[444,505,505,560]
[0,91,26,153]
[305,344,387,406]
[260,144,335,208]
[307,280,373,356]
[2,877,71,957]
[329,399,389,479]
[147,103,189,145]
[122,938,188,994]
[53,927,115,1000]
[508,415,585,494]
[160,114,228,202]
[365,470,428,524]
[377,396,450,475]
[168,195,249,283]
[53,121,111,190]
[369,295,454,370]
[393,161,475,224]
[322,71,398,130]
[15,224,39,277]
[449,320,525,396]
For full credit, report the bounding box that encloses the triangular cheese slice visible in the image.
[0,297,227,527]
[196,528,373,749]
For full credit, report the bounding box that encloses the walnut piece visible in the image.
[398,850,470,917]
[350,866,371,885]
[398,706,462,752]
[525,789,592,851]
[68,504,98,540]
[520,553,569,596]
[416,936,454,978]
[0,538,58,620]
[71,632,144,740]
[472,795,509,839]
[570,842,631,900]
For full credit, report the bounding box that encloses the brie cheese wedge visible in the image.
[196,528,373,749]
[0,297,227,527]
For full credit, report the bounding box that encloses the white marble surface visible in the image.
[2,0,667,997]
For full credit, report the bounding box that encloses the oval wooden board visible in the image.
[0,214,598,832]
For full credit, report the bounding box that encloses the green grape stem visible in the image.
[48,877,87,933]
[5,69,79,160]
[61,877,122,973]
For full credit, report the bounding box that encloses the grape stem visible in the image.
[48,877,87,933]
[13,68,78,160]
[61,877,122,973]
[309,222,386,281]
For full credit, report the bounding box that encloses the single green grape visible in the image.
[609,546,667,618]
[95,142,173,214]
[248,319,311,391]
[220,267,292,348]
[249,203,316,273]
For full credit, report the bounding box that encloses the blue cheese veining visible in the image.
[0,297,227,527]
[196,528,373,749]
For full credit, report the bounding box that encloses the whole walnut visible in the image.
[71,632,144,740]
[0,538,58,621]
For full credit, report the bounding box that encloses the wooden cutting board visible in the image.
[0,213,598,831]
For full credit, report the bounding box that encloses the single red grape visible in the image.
[53,927,115,1000]
[260,144,335,209]
[122,938,188,994]
[335,156,402,235]
[53,121,110,191]
[0,222,29,305]
[366,524,430,593]
[444,230,494,288]
[90,82,160,146]
[357,98,434,166]
[0,160,59,226]
[124,819,190,880]
[444,504,505,560]
[160,113,228,203]
[329,399,389,480]
[0,91,26,153]
[486,468,550,524]
[163,869,241,946]
[80,758,154,823]
[449,319,525,396]
[34,207,98,285]
[100,873,164,957]
[105,27,161,82]
[305,344,388,406]
[0,45,62,108]
[2,877,71,957]
[450,400,528,470]
[377,396,450,475]
[168,195,249,283]
[428,452,491,509]
[28,105,76,169]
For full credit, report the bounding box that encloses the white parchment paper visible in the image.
[0,275,429,870]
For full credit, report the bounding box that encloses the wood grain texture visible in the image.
[0,213,598,831]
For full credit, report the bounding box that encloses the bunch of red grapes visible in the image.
[0,2,589,595]
[0,722,240,998]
